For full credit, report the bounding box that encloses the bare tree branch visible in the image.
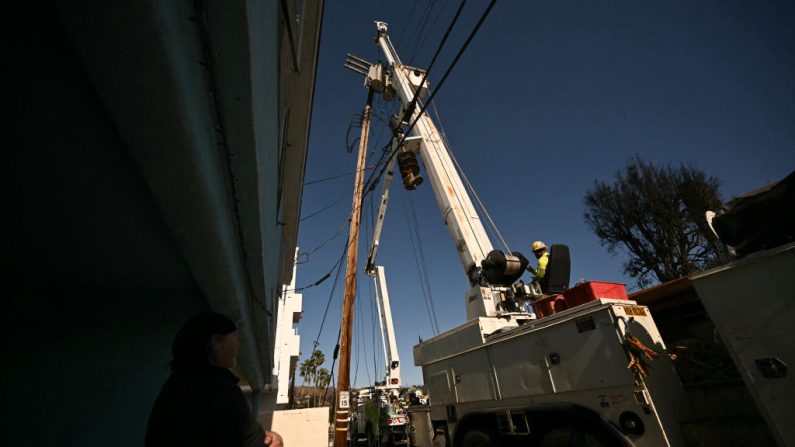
[583,157,723,288]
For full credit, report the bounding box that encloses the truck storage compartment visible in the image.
[563,281,628,306]
[532,282,628,318]
[532,294,567,318]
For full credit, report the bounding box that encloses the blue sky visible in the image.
[294,1,795,388]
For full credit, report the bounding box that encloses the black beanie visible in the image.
[171,312,237,371]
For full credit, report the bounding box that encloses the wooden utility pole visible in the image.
[333,88,374,447]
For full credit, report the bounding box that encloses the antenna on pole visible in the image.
[344,53,372,77]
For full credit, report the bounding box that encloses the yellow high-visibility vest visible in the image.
[529,252,549,279]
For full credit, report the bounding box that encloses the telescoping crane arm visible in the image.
[363,149,402,389]
[373,22,528,319]
[373,265,401,389]
[365,154,396,275]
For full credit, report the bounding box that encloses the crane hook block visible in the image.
[398,151,423,190]
[480,250,529,286]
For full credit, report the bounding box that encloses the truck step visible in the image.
[681,418,776,447]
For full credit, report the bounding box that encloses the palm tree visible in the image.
[297,358,313,407]
[297,349,326,407]
[316,367,331,388]
[299,358,313,385]
[316,368,331,406]
[310,349,325,376]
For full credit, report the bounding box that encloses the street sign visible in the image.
[339,391,350,409]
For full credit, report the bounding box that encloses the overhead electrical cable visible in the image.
[407,101,491,261]
[410,1,451,66]
[286,244,346,292]
[360,142,394,196]
[321,327,341,405]
[297,222,348,265]
[368,100,401,157]
[299,193,349,221]
[402,192,441,335]
[352,284,367,386]
[401,0,468,131]
[298,174,381,267]
[314,191,373,389]
[308,188,372,343]
[394,0,421,47]
[345,113,363,153]
[310,242,348,347]
[408,195,441,334]
[303,166,375,186]
[363,0,497,198]
[406,0,438,64]
[402,0,495,143]
[401,0,436,64]
[430,99,512,253]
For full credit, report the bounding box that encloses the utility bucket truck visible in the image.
[342,22,697,447]
[630,171,795,446]
[349,265,411,447]
[349,151,410,446]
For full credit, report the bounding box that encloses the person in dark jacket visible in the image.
[146,312,283,447]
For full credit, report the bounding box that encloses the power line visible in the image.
[363,0,497,199]
[394,0,421,47]
[352,280,366,386]
[312,241,348,347]
[401,0,436,64]
[287,238,348,292]
[401,0,469,134]
[345,113,363,153]
[408,195,441,334]
[430,99,512,253]
[404,0,496,139]
[297,222,348,265]
[403,192,441,334]
[410,1,451,66]
[299,193,348,221]
[292,270,333,292]
[362,0,470,200]
[310,193,373,383]
[406,0,438,65]
[368,100,401,158]
[321,327,341,405]
[360,141,395,198]
[303,166,375,186]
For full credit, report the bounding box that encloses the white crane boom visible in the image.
[364,144,402,389]
[373,266,401,388]
[366,155,396,274]
[374,21,497,319]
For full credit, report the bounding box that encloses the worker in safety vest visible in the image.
[527,240,549,280]
[363,397,380,446]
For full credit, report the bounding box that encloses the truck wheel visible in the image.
[539,426,606,447]
[460,429,499,447]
